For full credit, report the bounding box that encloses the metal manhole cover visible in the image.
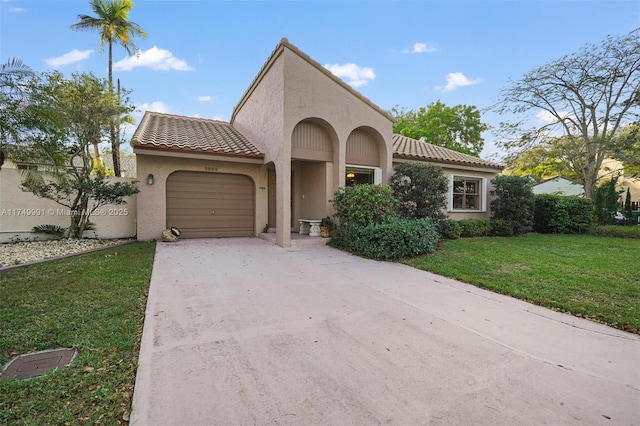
[1,348,77,380]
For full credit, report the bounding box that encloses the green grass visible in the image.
[0,242,155,425]
[407,234,640,334]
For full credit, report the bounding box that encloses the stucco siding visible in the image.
[135,153,266,241]
[232,54,286,164]
[0,168,137,242]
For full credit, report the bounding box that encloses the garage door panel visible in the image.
[166,171,255,238]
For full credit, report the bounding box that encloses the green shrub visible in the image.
[593,177,622,225]
[458,218,492,237]
[331,184,397,226]
[534,194,595,234]
[390,161,448,221]
[329,219,440,260]
[490,219,514,236]
[439,218,462,240]
[591,225,640,238]
[32,224,66,237]
[490,175,535,235]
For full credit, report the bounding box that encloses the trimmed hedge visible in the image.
[459,219,492,237]
[329,219,440,260]
[534,194,595,234]
[591,225,640,239]
[440,218,515,239]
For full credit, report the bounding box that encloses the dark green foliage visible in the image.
[32,224,66,237]
[320,216,336,232]
[593,177,622,225]
[439,218,462,240]
[390,161,448,221]
[591,225,640,238]
[490,175,535,235]
[623,188,633,223]
[331,184,397,226]
[534,194,595,234]
[489,219,515,236]
[458,218,492,237]
[329,219,440,260]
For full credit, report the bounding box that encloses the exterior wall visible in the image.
[393,159,501,220]
[0,168,137,243]
[135,150,266,241]
[282,48,393,190]
[441,165,499,219]
[232,52,289,245]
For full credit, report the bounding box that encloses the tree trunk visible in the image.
[108,41,121,177]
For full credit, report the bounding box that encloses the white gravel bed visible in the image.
[0,239,128,267]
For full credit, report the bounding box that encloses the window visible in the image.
[449,175,486,212]
[345,166,382,187]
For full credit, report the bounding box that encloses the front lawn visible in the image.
[407,234,639,334]
[0,241,155,425]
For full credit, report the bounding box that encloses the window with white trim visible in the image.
[448,175,487,212]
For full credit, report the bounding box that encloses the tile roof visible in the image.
[131,111,264,158]
[392,134,504,170]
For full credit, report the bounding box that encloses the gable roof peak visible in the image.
[231,38,393,123]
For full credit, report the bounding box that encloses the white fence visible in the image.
[0,168,137,243]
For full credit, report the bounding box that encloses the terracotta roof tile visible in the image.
[392,134,504,170]
[131,111,263,158]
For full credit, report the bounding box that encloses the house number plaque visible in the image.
[205,166,218,172]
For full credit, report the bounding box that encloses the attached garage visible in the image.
[166,171,255,238]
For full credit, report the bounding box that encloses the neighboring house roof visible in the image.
[131,111,264,159]
[231,38,394,124]
[531,176,584,196]
[392,134,504,170]
[102,155,137,178]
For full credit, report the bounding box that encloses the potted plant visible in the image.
[320,216,335,238]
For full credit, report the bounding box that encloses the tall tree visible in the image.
[494,29,640,200]
[15,72,139,238]
[504,141,579,181]
[390,101,488,156]
[70,0,146,177]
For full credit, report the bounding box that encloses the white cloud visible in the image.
[403,42,437,54]
[324,63,375,87]
[536,110,572,124]
[137,101,170,114]
[44,49,93,67]
[197,95,213,102]
[9,7,25,12]
[435,72,482,92]
[113,46,194,71]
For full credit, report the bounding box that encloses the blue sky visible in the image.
[2,0,639,159]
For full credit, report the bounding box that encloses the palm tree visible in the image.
[70,0,146,176]
[0,58,34,170]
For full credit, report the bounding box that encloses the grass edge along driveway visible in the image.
[407,234,639,335]
[0,241,155,425]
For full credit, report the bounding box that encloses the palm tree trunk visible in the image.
[108,40,121,177]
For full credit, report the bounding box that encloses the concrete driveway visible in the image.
[131,238,640,425]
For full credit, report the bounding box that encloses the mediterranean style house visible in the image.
[132,38,503,247]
